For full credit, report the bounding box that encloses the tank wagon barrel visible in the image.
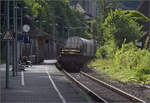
[65,37,96,56]
[56,36,96,72]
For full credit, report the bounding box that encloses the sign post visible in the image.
[0,33,2,64]
[4,0,13,88]
[5,0,10,88]
[3,31,14,88]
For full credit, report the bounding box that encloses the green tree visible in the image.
[121,10,149,24]
[95,9,148,59]
[24,0,89,39]
[102,9,147,48]
[96,0,119,24]
[95,0,119,45]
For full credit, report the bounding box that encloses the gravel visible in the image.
[71,73,134,103]
[82,67,150,103]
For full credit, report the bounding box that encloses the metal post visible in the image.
[30,40,32,58]
[13,0,16,76]
[40,21,41,30]
[6,0,10,88]
[53,25,55,59]
[6,41,10,88]
[0,6,1,65]
[48,40,50,59]
[15,2,18,75]
[62,26,64,38]
[67,29,69,38]
[20,8,23,32]
[0,0,1,64]
[0,34,2,64]
[0,39,1,64]
[46,24,50,59]
[20,8,23,60]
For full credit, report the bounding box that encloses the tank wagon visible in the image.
[56,36,96,72]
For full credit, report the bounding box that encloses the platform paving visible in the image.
[0,60,94,103]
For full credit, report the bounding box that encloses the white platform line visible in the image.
[46,71,67,103]
[21,71,25,86]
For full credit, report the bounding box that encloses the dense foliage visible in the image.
[24,0,90,38]
[114,43,150,84]
[96,0,119,45]
[121,10,149,24]
[102,9,146,47]
[96,9,148,59]
[91,9,150,85]
[96,40,117,59]
[90,43,150,84]
[96,0,119,27]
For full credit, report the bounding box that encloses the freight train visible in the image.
[56,36,96,72]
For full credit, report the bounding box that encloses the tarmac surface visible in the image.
[0,60,94,103]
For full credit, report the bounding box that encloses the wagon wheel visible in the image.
[72,62,80,73]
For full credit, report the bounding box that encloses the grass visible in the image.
[88,59,113,69]
[88,59,149,84]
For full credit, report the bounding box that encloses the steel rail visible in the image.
[81,71,147,103]
[139,84,150,89]
[62,70,108,103]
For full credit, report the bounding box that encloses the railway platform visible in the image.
[0,60,94,103]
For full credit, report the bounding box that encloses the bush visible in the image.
[96,40,117,59]
[114,43,150,84]
[96,46,108,59]
[114,42,138,69]
[93,9,150,85]
[102,9,144,48]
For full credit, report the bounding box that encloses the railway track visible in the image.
[63,70,146,103]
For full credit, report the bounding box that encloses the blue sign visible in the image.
[24,36,30,43]
[17,34,24,41]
